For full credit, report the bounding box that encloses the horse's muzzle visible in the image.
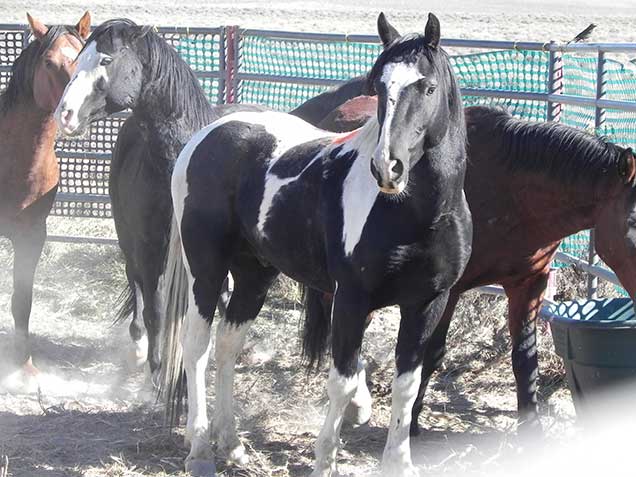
[370,157,406,194]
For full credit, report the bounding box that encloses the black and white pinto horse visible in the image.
[54,19,258,380]
[163,13,472,476]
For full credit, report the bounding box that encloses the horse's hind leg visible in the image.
[505,270,549,435]
[140,270,163,383]
[212,255,278,466]
[179,218,235,474]
[125,265,147,368]
[382,292,450,477]
[410,290,459,436]
[10,219,46,371]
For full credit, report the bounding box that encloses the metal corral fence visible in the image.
[2,24,636,296]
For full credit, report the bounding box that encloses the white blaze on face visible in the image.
[372,61,424,182]
[55,42,110,134]
[60,46,79,62]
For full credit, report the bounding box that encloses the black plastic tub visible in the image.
[544,298,636,414]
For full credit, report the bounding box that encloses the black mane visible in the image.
[0,24,82,114]
[85,19,214,128]
[469,106,626,183]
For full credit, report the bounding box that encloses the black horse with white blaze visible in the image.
[162,13,472,476]
[54,19,257,379]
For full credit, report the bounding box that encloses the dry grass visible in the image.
[0,217,583,476]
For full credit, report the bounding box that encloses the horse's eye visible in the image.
[44,59,54,68]
[426,86,437,96]
[100,57,113,66]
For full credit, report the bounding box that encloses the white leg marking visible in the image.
[343,358,373,425]
[311,367,358,477]
[132,282,148,367]
[382,365,422,477]
[212,319,252,465]
[181,286,214,463]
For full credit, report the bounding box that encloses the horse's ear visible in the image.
[75,11,91,39]
[424,12,441,49]
[377,12,400,48]
[619,148,636,185]
[132,25,153,40]
[27,13,49,40]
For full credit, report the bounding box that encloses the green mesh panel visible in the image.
[239,35,382,80]
[451,50,549,93]
[239,80,330,112]
[173,31,223,104]
[237,35,382,110]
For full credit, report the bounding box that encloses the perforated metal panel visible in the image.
[0,27,27,96]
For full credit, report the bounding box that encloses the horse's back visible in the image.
[172,111,336,289]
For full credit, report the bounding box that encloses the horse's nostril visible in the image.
[61,108,74,125]
[391,159,404,178]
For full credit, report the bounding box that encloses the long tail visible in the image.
[158,216,189,427]
[301,286,332,370]
[113,282,136,326]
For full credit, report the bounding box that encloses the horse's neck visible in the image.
[133,91,211,164]
[0,98,57,158]
[0,97,59,215]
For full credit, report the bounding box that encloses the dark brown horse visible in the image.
[312,98,636,436]
[0,12,91,383]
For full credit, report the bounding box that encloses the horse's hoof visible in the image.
[128,335,148,368]
[185,458,216,476]
[0,360,40,394]
[227,445,249,466]
[517,416,543,441]
[382,463,419,477]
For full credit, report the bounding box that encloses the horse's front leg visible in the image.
[311,284,370,477]
[410,290,460,436]
[382,291,450,477]
[505,269,550,435]
[10,219,46,372]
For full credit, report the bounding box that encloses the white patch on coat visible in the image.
[253,113,335,236]
[340,118,381,256]
[382,365,423,476]
[372,61,424,184]
[55,42,109,133]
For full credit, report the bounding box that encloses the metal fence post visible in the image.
[587,50,606,299]
[217,27,226,105]
[547,43,563,122]
[224,26,239,104]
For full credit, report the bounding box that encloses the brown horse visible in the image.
[314,98,636,436]
[0,12,91,382]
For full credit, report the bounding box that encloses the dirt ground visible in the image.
[1,1,634,475]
